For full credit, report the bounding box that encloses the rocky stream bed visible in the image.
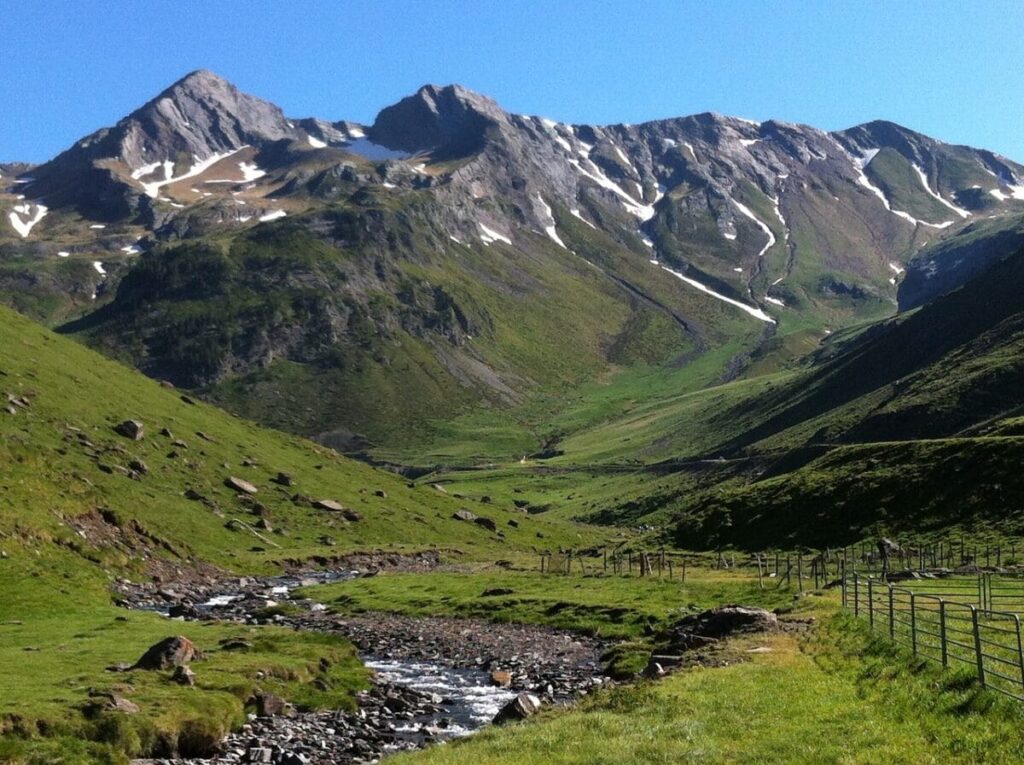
[120,571,608,764]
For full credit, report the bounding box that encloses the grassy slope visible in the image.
[392,619,1024,765]
[0,304,610,762]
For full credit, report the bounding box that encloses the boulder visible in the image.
[225,476,258,495]
[493,692,542,724]
[313,499,346,512]
[374,489,387,498]
[132,636,200,670]
[272,472,294,486]
[91,693,140,714]
[342,509,363,522]
[452,509,477,522]
[114,420,144,440]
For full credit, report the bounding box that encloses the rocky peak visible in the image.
[369,84,506,158]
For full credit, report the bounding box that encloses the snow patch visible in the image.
[307,135,327,149]
[660,266,775,323]
[569,158,655,220]
[535,195,566,249]
[764,296,785,307]
[569,208,596,229]
[479,223,512,246]
[89,224,106,230]
[238,161,265,182]
[57,251,69,257]
[139,148,247,198]
[92,261,106,275]
[8,202,47,237]
[912,165,969,218]
[259,210,287,222]
[888,262,905,275]
[732,199,776,260]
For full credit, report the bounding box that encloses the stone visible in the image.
[642,661,665,678]
[226,476,259,495]
[114,420,144,440]
[493,692,542,724]
[253,692,287,717]
[132,636,200,670]
[168,603,200,620]
[489,670,512,687]
[452,509,477,522]
[431,483,447,493]
[313,499,346,512]
[342,509,363,522]
[374,489,387,498]
[94,693,140,714]
[128,459,148,475]
[508,519,519,528]
[172,665,196,686]
[272,472,294,486]
[473,516,497,532]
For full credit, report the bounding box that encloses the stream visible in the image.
[123,570,606,764]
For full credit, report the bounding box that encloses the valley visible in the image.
[4,64,1024,764]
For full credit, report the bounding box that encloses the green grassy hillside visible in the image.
[0,303,608,763]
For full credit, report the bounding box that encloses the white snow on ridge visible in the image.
[535,194,566,249]
[307,135,327,149]
[92,261,106,276]
[8,203,47,237]
[138,148,246,198]
[346,126,366,139]
[569,208,597,229]
[660,265,775,323]
[238,161,266,182]
[259,210,287,222]
[733,199,776,260]
[479,223,512,246]
[889,262,905,275]
[912,165,969,218]
[58,251,69,257]
[568,158,655,221]
[740,138,761,148]
[764,296,785,307]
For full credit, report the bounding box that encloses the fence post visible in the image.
[854,574,860,617]
[910,593,917,655]
[1015,615,1024,693]
[940,600,948,668]
[971,606,985,688]
[889,585,895,639]
[868,578,875,629]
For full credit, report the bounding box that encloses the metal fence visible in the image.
[842,573,1024,701]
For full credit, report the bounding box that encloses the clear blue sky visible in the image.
[2,0,1022,164]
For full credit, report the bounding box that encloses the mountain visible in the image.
[3,71,1024,450]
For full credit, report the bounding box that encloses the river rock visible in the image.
[493,692,541,724]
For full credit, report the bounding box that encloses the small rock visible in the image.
[172,665,196,686]
[474,516,497,532]
[253,692,287,717]
[452,509,477,522]
[493,692,542,724]
[114,420,144,440]
[272,472,294,487]
[374,489,387,498]
[313,499,346,512]
[225,476,259,495]
[490,670,512,687]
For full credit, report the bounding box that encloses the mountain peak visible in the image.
[369,83,505,156]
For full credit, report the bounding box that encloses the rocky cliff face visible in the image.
[4,71,1024,443]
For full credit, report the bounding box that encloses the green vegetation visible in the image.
[304,569,798,641]
[390,615,1024,765]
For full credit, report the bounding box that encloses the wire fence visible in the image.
[842,573,1024,701]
